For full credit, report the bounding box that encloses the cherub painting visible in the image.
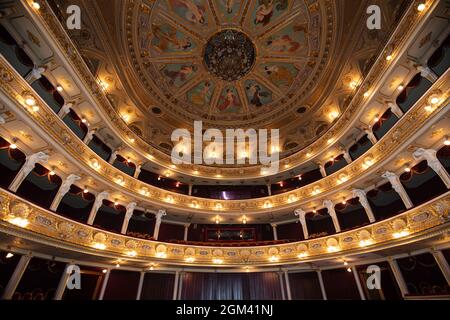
[187,81,214,106]
[168,0,207,25]
[245,80,272,107]
[162,64,196,87]
[151,24,193,52]
[254,0,288,26]
[217,86,241,113]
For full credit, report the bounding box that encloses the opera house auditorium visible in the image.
[0,0,449,302]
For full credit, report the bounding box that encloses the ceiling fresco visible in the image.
[134,0,324,122]
[48,0,411,161]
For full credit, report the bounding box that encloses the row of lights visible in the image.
[214,215,248,225]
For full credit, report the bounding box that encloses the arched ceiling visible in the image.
[127,0,331,127]
[50,0,411,169]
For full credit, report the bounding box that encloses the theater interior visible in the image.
[0,0,449,301]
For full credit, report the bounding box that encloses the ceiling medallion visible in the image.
[204,29,256,81]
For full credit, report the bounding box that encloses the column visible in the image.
[83,128,96,144]
[153,209,166,240]
[294,208,309,239]
[267,184,272,196]
[54,264,71,300]
[382,171,413,209]
[364,128,378,145]
[318,163,326,177]
[25,66,45,83]
[57,102,73,118]
[413,148,450,188]
[351,266,366,300]
[2,255,32,299]
[323,200,341,233]
[352,189,376,223]
[284,270,292,300]
[317,270,327,300]
[9,151,49,192]
[278,272,286,300]
[87,191,109,225]
[98,268,111,300]
[177,272,184,300]
[342,150,352,164]
[387,102,404,118]
[416,65,438,83]
[183,223,190,241]
[50,174,81,211]
[173,271,180,300]
[121,202,137,234]
[136,271,145,300]
[271,223,278,240]
[188,184,193,196]
[134,164,142,179]
[431,250,450,285]
[388,258,409,298]
[108,149,119,164]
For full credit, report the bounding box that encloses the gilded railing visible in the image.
[0,189,448,267]
[0,53,448,213]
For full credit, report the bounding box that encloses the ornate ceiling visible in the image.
[51,0,409,164]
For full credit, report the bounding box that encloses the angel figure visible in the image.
[246,83,270,107]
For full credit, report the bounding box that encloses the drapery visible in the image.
[180,272,283,300]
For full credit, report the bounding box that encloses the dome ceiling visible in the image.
[130,0,330,127]
[51,0,410,168]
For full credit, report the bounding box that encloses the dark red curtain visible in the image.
[180,272,283,300]
[140,273,174,300]
[289,272,323,300]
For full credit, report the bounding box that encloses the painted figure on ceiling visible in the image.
[163,65,195,86]
[264,65,294,86]
[246,83,270,107]
[190,82,212,106]
[151,24,192,51]
[266,35,300,52]
[224,0,234,14]
[255,0,288,26]
[218,88,240,111]
[169,0,206,25]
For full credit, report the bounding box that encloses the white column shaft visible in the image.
[2,255,32,299]
[317,270,327,300]
[284,271,292,300]
[136,272,145,300]
[9,152,49,192]
[98,269,111,300]
[279,272,286,300]
[431,250,450,285]
[183,225,189,241]
[382,172,413,209]
[272,224,278,240]
[388,259,409,298]
[173,271,180,300]
[351,266,366,300]
[54,264,71,300]
[319,164,326,177]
